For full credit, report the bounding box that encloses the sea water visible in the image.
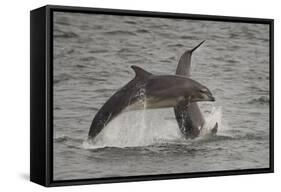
[53,12,270,180]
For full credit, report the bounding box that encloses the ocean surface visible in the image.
[53,12,270,180]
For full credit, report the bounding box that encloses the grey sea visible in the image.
[53,12,270,180]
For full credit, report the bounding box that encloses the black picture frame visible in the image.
[30,4,274,187]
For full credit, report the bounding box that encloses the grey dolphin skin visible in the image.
[88,65,215,139]
[174,41,217,138]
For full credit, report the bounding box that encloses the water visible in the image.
[53,12,270,180]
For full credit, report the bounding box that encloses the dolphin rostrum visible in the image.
[88,65,215,140]
[174,41,218,139]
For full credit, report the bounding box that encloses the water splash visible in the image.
[84,111,182,149]
[84,104,225,149]
[200,106,227,137]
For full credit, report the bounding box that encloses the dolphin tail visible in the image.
[175,40,205,76]
[190,40,205,53]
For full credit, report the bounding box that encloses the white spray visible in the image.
[84,103,224,149]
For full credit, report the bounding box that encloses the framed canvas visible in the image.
[30,5,274,187]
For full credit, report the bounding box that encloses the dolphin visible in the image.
[174,41,218,139]
[88,65,215,139]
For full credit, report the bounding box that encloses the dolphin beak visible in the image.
[209,95,215,101]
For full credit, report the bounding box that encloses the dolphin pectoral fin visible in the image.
[211,122,218,135]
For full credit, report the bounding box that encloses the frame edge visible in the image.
[30,6,48,186]
[30,4,274,187]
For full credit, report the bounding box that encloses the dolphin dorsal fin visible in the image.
[131,65,152,79]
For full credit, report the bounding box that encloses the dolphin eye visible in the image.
[200,88,208,93]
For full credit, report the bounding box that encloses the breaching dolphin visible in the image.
[174,41,218,139]
[88,65,215,139]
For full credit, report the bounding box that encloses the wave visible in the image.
[54,29,78,38]
[167,43,185,48]
[135,29,150,34]
[180,35,194,40]
[248,96,269,105]
[89,49,108,54]
[240,133,268,141]
[83,133,234,151]
[124,20,137,25]
[54,73,73,84]
[80,56,96,62]
[193,134,234,145]
[104,30,136,36]
[54,135,83,143]
[54,135,70,143]
[54,135,84,148]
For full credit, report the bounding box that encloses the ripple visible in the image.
[54,135,84,144]
[54,135,70,143]
[104,30,136,36]
[248,96,269,105]
[180,35,194,39]
[54,29,78,38]
[124,20,137,25]
[240,133,267,141]
[167,43,185,48]
[136,29,150,34]
[54,73,73,84]
[89,49,108,54]
[80,56,96,62]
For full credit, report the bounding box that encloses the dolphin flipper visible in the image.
[88,66,152,139]
[174,41,206,139]
[211,122,218,135]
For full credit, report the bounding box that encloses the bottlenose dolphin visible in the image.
[88,65,215,139]
[174,41,218,139]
